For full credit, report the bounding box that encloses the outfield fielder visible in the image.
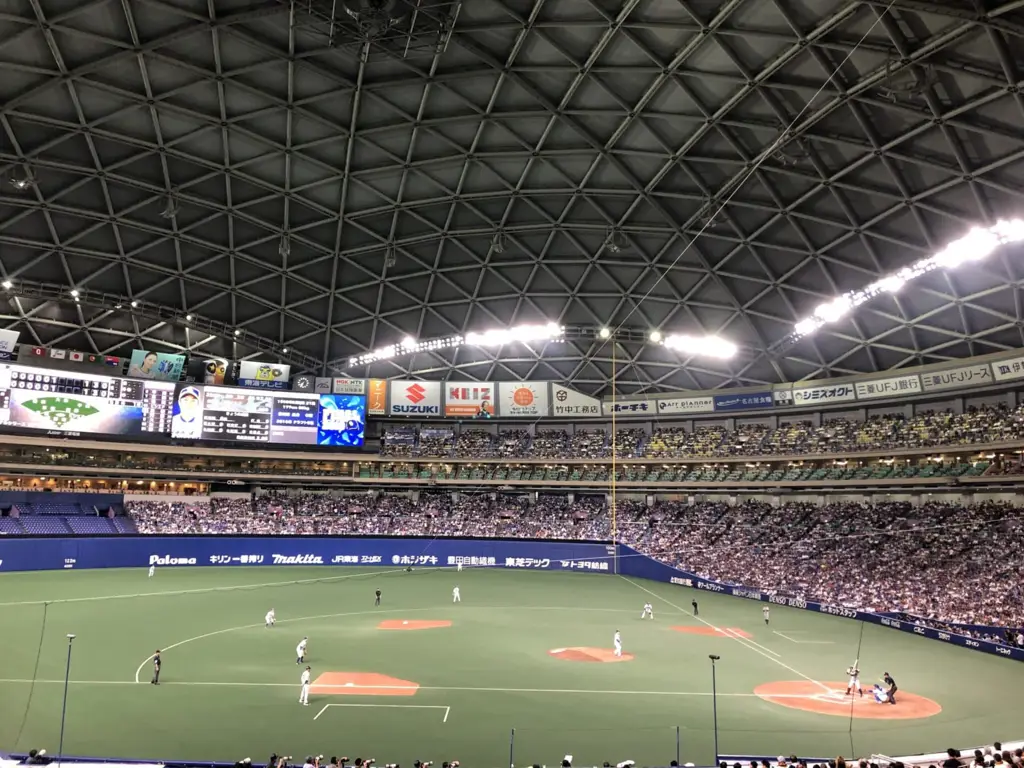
[453,586,461,603]
[299,666,310,706]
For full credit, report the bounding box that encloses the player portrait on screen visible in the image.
[171,385,203,439]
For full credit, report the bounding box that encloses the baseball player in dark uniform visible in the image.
[151,650,162,685]
[692,599,699,616]
[374,589,381,607]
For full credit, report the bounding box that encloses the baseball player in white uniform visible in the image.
[296,637,308,664]
[846,665,863,696]
[453,586,461,602]
[265,609,275,628]
[299,666,311,706]
[641,603,654,619]
[613,630,622,657]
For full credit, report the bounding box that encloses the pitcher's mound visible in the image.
[378,620,452,631]
[310,672,419,696]
[549,647,634,662]
[754,680,941,719]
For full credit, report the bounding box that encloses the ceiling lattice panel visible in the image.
[1,0,1024,396]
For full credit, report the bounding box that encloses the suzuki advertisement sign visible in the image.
[444,381,495,417]
[388,379,442,416]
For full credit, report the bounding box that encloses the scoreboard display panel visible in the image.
[0,364,173,436]
[171,385,365,446]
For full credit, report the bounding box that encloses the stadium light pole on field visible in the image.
[709,654,721,765]
[57,634,76,768]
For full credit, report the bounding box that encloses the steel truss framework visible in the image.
[1,0,1024,396]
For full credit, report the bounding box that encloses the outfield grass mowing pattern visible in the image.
[1,566,1021,767]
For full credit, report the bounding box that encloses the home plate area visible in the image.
[754,681,942,720]
[310,672,420,696]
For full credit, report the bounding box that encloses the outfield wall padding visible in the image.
[0,535,1019,662]
[0,535,614,573]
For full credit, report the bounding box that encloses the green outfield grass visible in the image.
[1,566,1021,767]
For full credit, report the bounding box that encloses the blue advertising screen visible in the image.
[317,394,366,447]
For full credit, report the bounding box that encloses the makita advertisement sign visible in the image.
[272,554,323,564]
[388,380,441,416]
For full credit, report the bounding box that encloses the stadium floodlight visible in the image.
[791,218,1024,339]
[185,314,192,321]
[70,289,79,298]
[465,322,563,347]
[662,334,738,360]
[649,330,663,343]
[1,280,10,289]
[401,336,417,348]
[598,327,611,339]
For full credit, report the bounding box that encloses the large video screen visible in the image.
[317,394,366,447]
[171,384,365,446]
[0,364,173,436]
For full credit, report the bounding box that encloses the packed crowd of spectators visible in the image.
[127,495,1024,634]
[373,404,1024,460]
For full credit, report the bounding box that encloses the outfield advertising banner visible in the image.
[367,379,387,415]
[854,374,921,400]
[237,361,291,390]
[604,399,656,416]
[713,392,773,412]
[497,382,548,417]
[389,379,441,416]
[656,396,714,415]
[127,350,185,381]
[921,363,992,392]
[445,381,495,417]
[791,382,857,405]
[551,384,600,418]
[0,536,612,574]
[991,355,1024,382]
[333,378,366,395]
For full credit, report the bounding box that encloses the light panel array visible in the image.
[793,218,1024,339]
[348,322,740,368]
[348,323,565,367]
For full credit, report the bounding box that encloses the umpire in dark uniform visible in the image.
[151,650,162,685]
[882,672,897,704]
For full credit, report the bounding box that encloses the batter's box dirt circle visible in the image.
[754,680,942,719]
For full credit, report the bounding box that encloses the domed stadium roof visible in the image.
[1,0,1023,396]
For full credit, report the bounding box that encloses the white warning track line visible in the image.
[619,576,833,694]
[0,677,828,699]
[0,568,411,608]
[313,703,450,723]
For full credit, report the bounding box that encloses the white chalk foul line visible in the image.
[773,631,834,645]
[724,627,779,657]
[0,678,835,699]
[313,703,450,723]
[619,576,833,694]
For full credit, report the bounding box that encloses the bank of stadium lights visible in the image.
[793,218,1024,339]
[348,323,565,367]
[662,333,738,360]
